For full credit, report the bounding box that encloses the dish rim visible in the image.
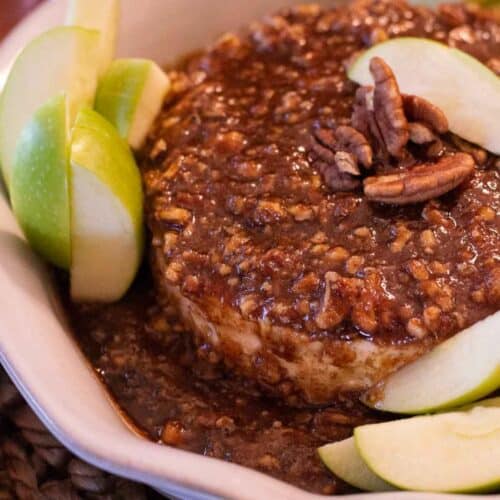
[0,1,498,499]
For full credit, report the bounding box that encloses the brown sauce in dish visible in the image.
[64,271,381,495]
[142,0,499,344]
[62,0,499,495]
[138,0,499,405]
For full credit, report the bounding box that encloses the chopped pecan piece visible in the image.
[364,153,474,205]
[313,127,336,150]
[311,122,372,191]
[317,161,360,192]
[408,122,436,144]
[370,57,409,158]
[335,125,373,168]
[334,151,360,175]
[438,3,468,27]
[365,27,388,47]
[402,95,449,134]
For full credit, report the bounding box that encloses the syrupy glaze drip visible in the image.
[64,271,383,495]
[137,0,499,405]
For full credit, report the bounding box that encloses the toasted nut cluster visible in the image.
[352,60,450,156]
[311,124,373,191]
[140,0,499,413]
[315,160,361,192]
[402,95,448,134]
[343,56,478,205]
[335,126,373,168]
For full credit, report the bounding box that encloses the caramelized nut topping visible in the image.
[408,122,436,144]
[370,57,409,157]
[402,94,449,134]
[364,153,475,205]
[334,151,360,175]
[141,0,499,412]
[406,318,428,338]
[316,161,361,192]
[335,125,373,168]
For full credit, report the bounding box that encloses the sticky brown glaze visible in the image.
[140,0,500,404]
[65,272,383,495]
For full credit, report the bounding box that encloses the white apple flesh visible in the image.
[70,108,144,302]
[0,27,100,188]
[348,37,500,154]
[363,311,500,414]
[95,59,170,149]
[10,94,71,269]
[318,437,395,492]
[355,398,500,492]
[66,0,119,76]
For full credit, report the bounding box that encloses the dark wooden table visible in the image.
[0,0,44,41]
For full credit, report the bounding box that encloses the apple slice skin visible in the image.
[10,94,71,269]
[363,312,500,414]
[0,26,100,188]
[70,108,144,302]
[65,0,119,76]
[318,437,396,492]
[348,37,500,155]
[355,399,500,493]
[459,396,500,411]
[94,59,170,149]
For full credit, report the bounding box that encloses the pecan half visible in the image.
[370,57,409,158]
[364,153,474,205]
[351,86,373,138]
[408,122,436,144]
[335,125,373,168]
[317,161,360,192]
[311,123,370,192]
[402,95,449,134]
[310,137,336,163]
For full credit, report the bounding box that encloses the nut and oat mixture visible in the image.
[69,0,499,494]
[143,0,499,340]
[139,0,500,404]
[68,276,378,495]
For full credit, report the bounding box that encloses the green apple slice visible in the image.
[363,312,500,414]
[95,59,170,149]
[355,398,500,492]
[10,94,71,269]
[70,107,144,302]
[348,37,500,155]
[318,437,396,492]
[0,26,100,188]
[65,0,119,76]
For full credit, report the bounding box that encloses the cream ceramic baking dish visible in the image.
[0,0,498,498]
